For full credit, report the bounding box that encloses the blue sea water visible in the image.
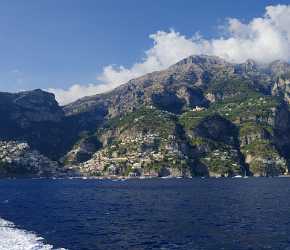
[1,178,290,250]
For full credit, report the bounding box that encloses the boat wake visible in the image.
[0,218,66,250]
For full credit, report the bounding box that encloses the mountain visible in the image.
[1,55,290,177]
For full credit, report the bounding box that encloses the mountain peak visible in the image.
[172,55,229,68]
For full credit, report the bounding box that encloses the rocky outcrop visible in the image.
[242,141,288,177]
[0,89,64,127]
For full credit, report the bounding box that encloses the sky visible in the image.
[0,0,290,104]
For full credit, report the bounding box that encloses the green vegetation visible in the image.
[212,96,278,122]
[179,109,214,130]
[75,80,287,177]
[241,139,278,158]
[239,122,273,138]
[99,93,286,178]
[240,139,287,176]
[200,149,241,176]
[206,78,259,101]
[178,92,286,176]
[180,95,279,131]
[104,107,177,138]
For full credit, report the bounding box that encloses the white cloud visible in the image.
[48,84,101,106]
[50,4,290,105]
[48,78,128,106]
[97,31,211,85]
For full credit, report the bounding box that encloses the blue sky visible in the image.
[0,0,290,103]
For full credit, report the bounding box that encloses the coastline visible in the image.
[1,174,290,181]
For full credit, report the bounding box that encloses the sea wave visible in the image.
[0,218,66,250]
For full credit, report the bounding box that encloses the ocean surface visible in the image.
[1,178,290,250]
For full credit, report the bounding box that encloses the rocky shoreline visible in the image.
[1,172,290,180]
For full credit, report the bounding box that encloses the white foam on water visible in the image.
[0,218,67,250]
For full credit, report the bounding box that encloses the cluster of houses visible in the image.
[0,140,58,175]
[78,132,186,177]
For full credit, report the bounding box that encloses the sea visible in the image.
[1,178,290,250]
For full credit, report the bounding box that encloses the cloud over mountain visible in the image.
[50,4,290,105]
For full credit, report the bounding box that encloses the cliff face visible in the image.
[0,89,63,126]
[1,55,290,177]
[0,89,84,160]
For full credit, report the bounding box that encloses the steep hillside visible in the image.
[72,108,203,177]
[64,56,290,119]
[62,55,290,177]
[1,55,290,177]
[180,95,289,176]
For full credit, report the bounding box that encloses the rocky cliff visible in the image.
[1,55,290,177]
[0,89,86,161]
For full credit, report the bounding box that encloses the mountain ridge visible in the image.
[1,55,290,177]
[64,55,290,117]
